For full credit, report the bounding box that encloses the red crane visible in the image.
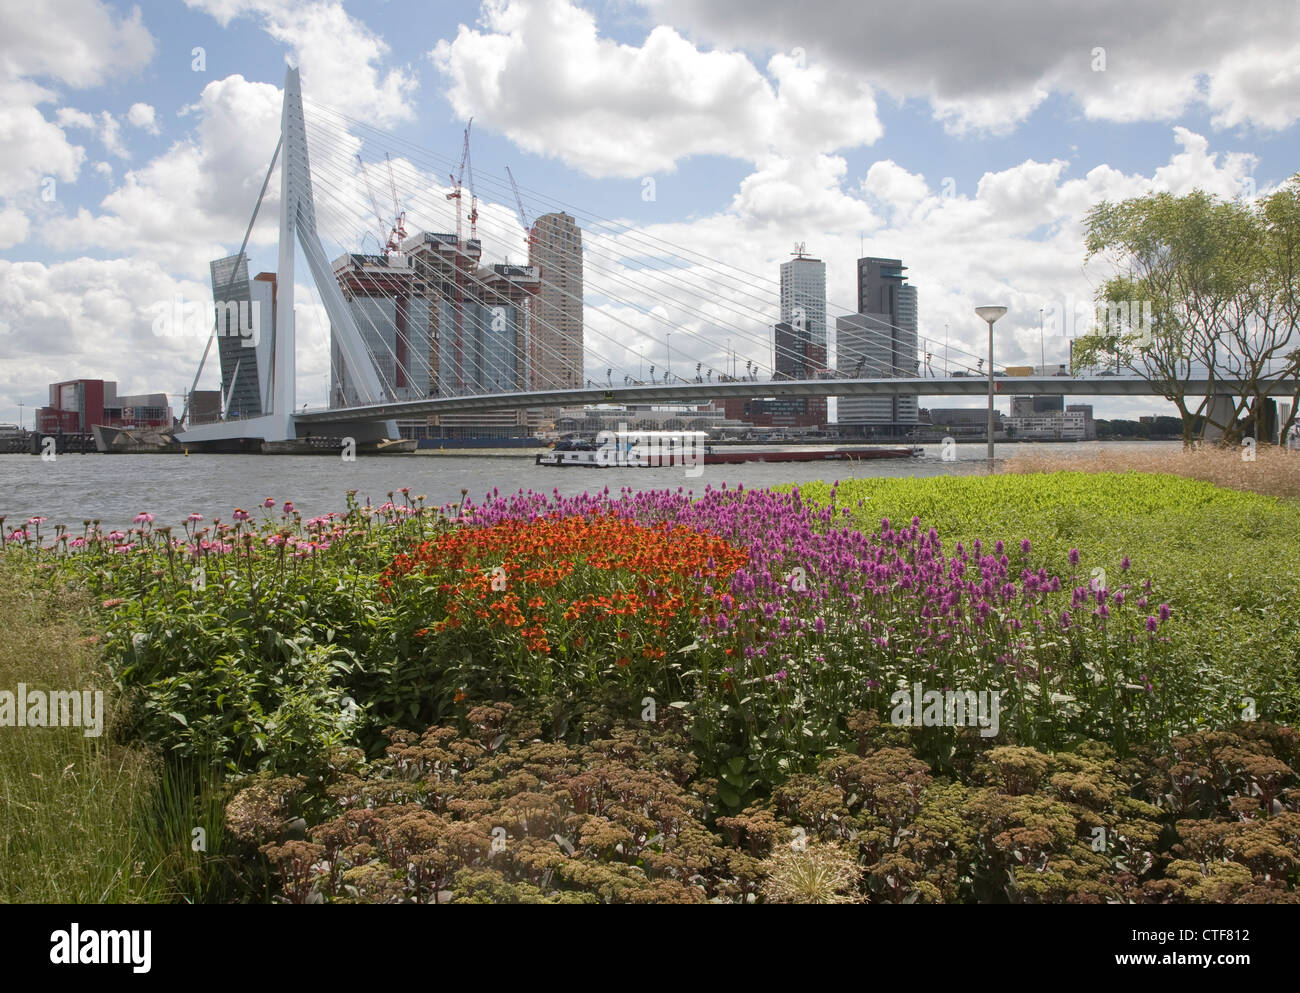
[384,153,407,254]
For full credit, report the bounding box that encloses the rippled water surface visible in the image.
[0,441,1182,531]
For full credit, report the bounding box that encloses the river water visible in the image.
[0,441,1181,532]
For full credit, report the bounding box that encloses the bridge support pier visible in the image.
[1201,394,1237,443]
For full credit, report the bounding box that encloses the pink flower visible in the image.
[134,512,153,524]
[263,498,275,508]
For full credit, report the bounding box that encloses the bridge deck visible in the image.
[294,376,1299,424]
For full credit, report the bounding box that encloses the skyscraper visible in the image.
[779,251,826,374]
[529,212,584,391]
[838,257,919,431]
[210,254,262,419]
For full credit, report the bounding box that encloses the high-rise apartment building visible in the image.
[779,252,826,373]
[838,257,919,432]
[529,212,584,391]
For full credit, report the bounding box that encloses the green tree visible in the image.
[1075,178,1300,446]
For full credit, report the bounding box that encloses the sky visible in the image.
[1,0,1298,426]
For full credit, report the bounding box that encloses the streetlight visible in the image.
[666,331,672,382]
[975,306,1007,470]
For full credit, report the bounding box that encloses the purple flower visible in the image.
[1069,548,1080,566]
[1146,616,1158,633]
[1021,539,1031,554]
[1158,603,1171,622]
[1121,555,1131,572]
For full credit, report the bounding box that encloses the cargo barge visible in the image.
[536,443,921,467]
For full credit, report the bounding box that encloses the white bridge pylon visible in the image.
[178,66,396,446]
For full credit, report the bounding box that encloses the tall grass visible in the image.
[1005,443,1300,499]
[0,561,236,902]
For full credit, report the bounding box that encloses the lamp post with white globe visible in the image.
[975,306,1007,470]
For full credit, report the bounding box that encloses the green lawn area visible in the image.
[796,472,1300,726]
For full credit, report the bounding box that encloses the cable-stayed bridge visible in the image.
[176,68,1299,448]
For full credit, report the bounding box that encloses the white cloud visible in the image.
[0,1,155,251]
[0,257,217,402]
[862,161,932,218]
[57,108,129,159]
[430,0,882,178]
[643,0,1300,134]
[185,0,418,126]
[0,82,86,196]
[54,108,96,130]
[1206,41,1300,131]
[127,102,160,134]
[45,75,285,274]
[0,205,32,250]
[1149,127,1258,200]
[0,0,154,89]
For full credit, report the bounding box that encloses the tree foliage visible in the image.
[1075,178,1300,445]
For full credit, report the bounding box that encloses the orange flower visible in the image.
[454,689,467,703]
[377,512,747,666]
[414,627,429,637]
[615,657,631,668]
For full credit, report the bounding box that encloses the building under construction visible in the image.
[324,135,583,440]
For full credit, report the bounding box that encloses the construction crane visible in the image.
[505,165,532,251]
[384,153,408,253]
[446,119,477,251]
[356,154,392,255]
